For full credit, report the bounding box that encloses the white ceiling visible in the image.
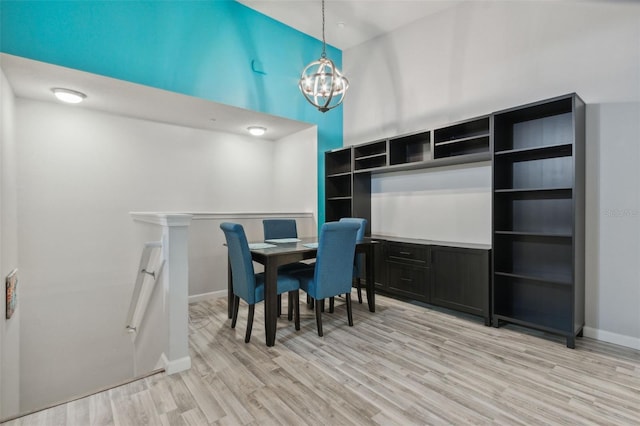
[237,0,463,50]
[1,54,312,141]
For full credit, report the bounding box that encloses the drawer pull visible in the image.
[399,251,412,256]
[400,278,413,282]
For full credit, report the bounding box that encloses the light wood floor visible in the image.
[4,292,640,425]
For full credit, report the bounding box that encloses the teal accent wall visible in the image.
[0,0,342,225]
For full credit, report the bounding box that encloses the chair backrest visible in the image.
[220,222,257,304]
[339,217,367,273]
[263,219,298,240]
[339,217,367,241]
[313,221,360,300]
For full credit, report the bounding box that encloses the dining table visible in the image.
[227,237,377,346]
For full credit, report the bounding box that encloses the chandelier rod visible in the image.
[321,0,327,58]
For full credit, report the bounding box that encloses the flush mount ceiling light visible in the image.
[298,0,349,113]
[51,88,87,104]
[247,126,266,136]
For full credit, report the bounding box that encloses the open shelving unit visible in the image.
[491,93,585,348]
[354,140,387,171]
[325,147,353,223]
[389,131,431,166]
[325,147,372,234]
[434,116,491,159]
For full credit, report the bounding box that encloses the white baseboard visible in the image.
[583,326,640,350]
[155,353,169,371]
[189,290,227,304]
[164,356,192,375]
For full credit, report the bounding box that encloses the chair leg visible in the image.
[277,294,282,317]
[292,291,300,331]
[329,297,335,313]
[346,293,353,327]
[356,277,363,304]
[287,292,294,321]
[231,295,240,328]
[307,295,314,310]
[315,298,324,337]
[245,304,255,343]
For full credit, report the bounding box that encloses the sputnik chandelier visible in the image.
[298,0,349,113]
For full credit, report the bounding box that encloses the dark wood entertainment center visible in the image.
[325,93,585,348]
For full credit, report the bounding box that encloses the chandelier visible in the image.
[298,0,349,113]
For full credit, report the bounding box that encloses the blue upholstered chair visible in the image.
[220,222,300,343]
[263,219,298,240]
[339,217,368,304]
[292,221,360,336]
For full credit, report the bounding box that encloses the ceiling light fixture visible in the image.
[247,126,266,136]
[51,88,87,104]
[298,0,349,113]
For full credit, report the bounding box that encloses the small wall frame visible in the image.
[6,269,17,319]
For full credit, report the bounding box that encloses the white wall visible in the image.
[1,69,20,419]
[344,1,640,347]
[272,127,319,222]
[586,102,640,346]
[14,98,316,413]
[345,1,639,142]
[371,164,491,244]
[186,126,318,297]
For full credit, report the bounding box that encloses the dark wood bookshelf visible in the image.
[492,93,585,348]
[323,93,585,348]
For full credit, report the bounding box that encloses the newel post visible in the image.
[161,214,192,374]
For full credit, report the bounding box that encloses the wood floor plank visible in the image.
[87,390,115,426]
[4,292,640,426]
[204,374,255,425]
[179,408,209,426]
[180,370,226,424]
[64,397,90,426]
[146,376,178,416]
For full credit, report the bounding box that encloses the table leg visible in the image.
[365,244,375,312]
[264,258,279,346]
[227,255,233,319]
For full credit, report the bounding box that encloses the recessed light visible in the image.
[247,126,266,136]
[51,88,87,104]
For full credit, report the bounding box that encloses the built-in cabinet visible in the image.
[385,241,431,303]
[492,93,585,348]
[431,246,491,325]
[372,238,491,324]
[326,93,585,347]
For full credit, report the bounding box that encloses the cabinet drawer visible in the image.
[386,243,430,265]
[387,261,429,302]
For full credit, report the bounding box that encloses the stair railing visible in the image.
[125,241,164,340]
